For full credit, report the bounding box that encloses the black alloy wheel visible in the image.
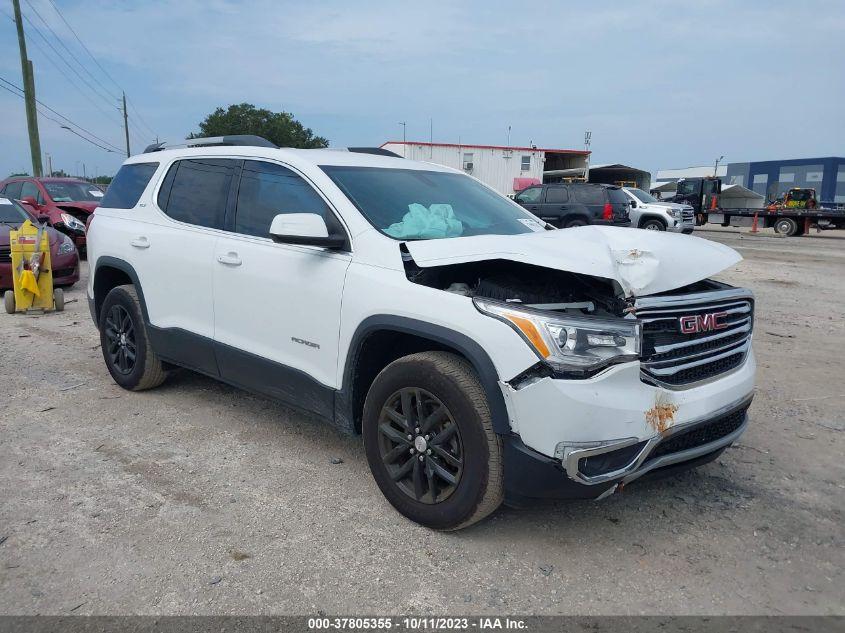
[104,304,136,375]
[377,388,464,504]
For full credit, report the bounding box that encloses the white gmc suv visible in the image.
[87,136,755,530]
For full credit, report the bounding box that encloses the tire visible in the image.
[641,218,666,231]
[563,218,587,228]
[4,290,14,314]
[53,288,64,312]
[98,284,167,391]
[774,217,798,236]
[362,351,503,530]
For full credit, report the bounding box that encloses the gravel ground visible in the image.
[0,227,842,616]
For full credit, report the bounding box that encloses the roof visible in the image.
[126,145,455,172]
[1,176,89,183]
[381,140,589,155]
[588,163,650,174]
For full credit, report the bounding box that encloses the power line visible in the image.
[0,75,124,153]
[0,81,118,153]
[22,0,119,104]
[43,0,160,140]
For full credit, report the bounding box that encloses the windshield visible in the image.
[43,181,103,202]
[0,197,35,224]
[628,188,658,203]
[321,166,545,240]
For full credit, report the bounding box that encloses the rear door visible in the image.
[605,186,631,224]
[139,157,239,373]
[570,185,605,222]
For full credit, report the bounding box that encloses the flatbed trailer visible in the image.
[703,206,845,236]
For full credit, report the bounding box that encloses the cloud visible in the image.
[1,0,843,177]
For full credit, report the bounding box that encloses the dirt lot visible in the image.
[1,227,843,616]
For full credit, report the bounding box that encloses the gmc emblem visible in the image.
[679,311,729,334]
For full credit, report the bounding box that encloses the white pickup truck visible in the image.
[623,187,695,233]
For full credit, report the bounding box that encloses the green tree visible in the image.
[191,103,328,149]
[7,172,29,178]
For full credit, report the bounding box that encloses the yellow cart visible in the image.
[3,219,64,314]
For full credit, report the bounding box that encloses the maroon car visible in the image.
[0,176,102,253]
[0,197,80,290]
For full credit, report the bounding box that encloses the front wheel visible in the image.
[641,218,666,231]
[362,352,503,530]
[4,290,15,314]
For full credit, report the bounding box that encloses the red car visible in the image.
[0,196,80,290]
[0,176,102,253]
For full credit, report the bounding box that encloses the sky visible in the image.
[1,0,843,179]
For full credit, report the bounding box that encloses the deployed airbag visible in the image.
[385,203,463,239]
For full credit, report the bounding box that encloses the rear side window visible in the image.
[157,159,237,229]
[100,163,159,209]
[234,160,331,238]
[572,186,604,205]
[545,187,569,203]
[606,187,628,204]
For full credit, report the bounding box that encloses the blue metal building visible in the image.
[724,157,845,207]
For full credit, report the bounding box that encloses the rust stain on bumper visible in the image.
[645,396,678,434]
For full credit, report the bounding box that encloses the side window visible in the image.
[516,187,542,203]
[3,182,23,200]
[158,159,236,229]
[100,162,159,209]
[572,186,604,205]
[20,181,41,203]
[234,160,331,238]
[545,187,569,203]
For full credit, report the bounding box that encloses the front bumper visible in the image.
[499,351,755,499]
[503,393,750,502]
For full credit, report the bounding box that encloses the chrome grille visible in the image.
[681,207,695,222]
[636,287,753,387]
[0,247,10,263]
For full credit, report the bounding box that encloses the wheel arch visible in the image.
[638,213,668,229]
[92,257,149,326]
[337,316,510,436]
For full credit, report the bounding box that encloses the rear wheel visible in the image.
[563,218,587,228]
[641,218,666,231]
[362,352,503,530]
[99,284,167,391]
[774,217,798,236]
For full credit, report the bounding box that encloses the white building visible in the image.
[654,165,727,185]
[381,141,590,196]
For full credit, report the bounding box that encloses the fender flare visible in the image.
[638,213,668,229]
[339,315,511,435]
[91,256,149,324]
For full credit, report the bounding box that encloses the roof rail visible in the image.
[347,147,403,158]
[142,135,278,153]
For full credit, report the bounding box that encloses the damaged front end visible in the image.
[397,227,756,501]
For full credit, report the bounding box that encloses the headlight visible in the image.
[668,208,680,218]
[60,213,86,232]
[58,233,76,255]
[473,298,641,378]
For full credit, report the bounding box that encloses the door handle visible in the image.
[130,237,150,249]
[216,252,242,266]
[559,205,569,210]
[527,205,539,211]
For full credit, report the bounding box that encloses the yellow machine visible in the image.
[3,219,64,314]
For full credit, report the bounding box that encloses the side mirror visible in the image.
[269,213,346,249]
[21,196,39,208]
[629,199,637,208]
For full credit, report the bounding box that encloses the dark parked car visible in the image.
[0,177,102,253]
[0,197,80,290]
[514,183,631,228]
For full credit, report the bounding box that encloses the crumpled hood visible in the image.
[405,225,741,297]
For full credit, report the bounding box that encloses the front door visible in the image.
[212,159,351,417]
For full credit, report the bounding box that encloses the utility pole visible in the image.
[46,152,53,177]
[13,0,43,177]
[122,92,131,157]
[398,121,406,157]
[583,130,592,182]
[714,155,724,177]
